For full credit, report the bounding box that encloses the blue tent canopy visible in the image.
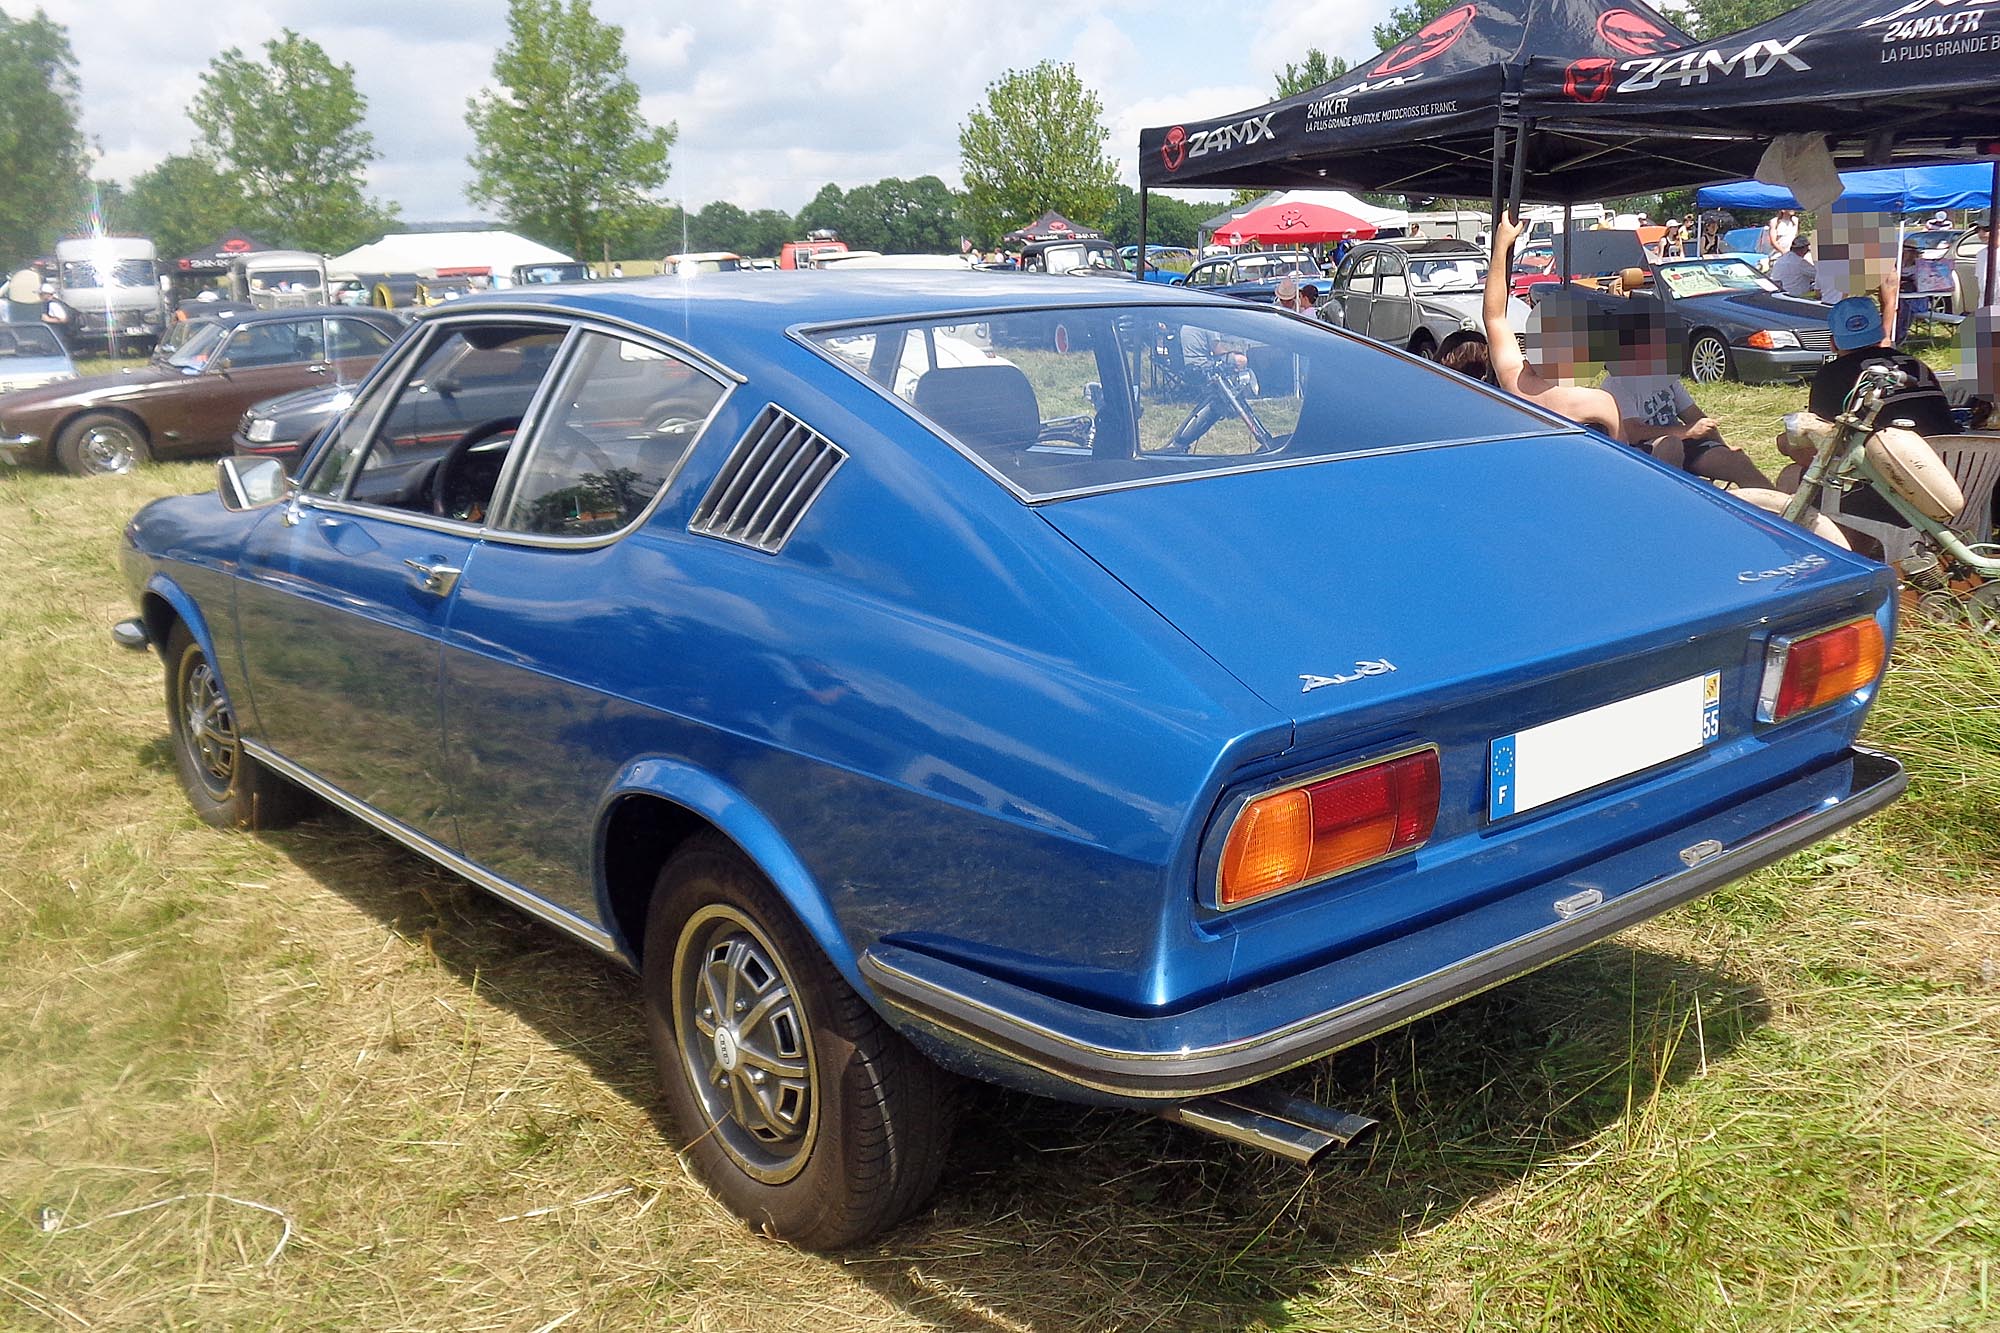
[1697,165,1999,215]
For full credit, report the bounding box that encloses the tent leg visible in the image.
[1508,121,1529,220]
[1138,188,1150,281]
[1986,161,1999,307]
[1489,127,1507,230]
[1561,201,1572,284]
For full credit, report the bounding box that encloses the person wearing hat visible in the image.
[1927,211,1954,231]
[1770,234,1817,297]
[1273,275,1313,316]
[1776,296,1954,522]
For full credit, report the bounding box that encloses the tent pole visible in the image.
[1508,121,1529,220]
[1987,161,1999,307]
[1561,201,1572,284]
[1138,188,1150,281]
[1489,127,1507,231]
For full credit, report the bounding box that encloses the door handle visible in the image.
[308,362,330,374]
[403,557,461,595]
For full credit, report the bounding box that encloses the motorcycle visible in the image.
[1765,364,2000,635]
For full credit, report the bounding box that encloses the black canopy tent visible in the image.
[173,228,271,275]
[1003,211,1102,243]
[1136,1,1691,201]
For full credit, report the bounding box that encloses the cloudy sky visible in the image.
[37,0,1405,221]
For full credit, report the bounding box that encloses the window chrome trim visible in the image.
[310,313,738,551]
[243,740,620,957]
[789,307,1584,506]
[415,299,747,384]
[1197,742,1441,913]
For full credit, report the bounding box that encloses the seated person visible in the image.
[1483,212,1623,439]
[1599,298,1772,487]
[1778,296,1953,539]
[1956,304,2000,430]
[1769,236,1816,297]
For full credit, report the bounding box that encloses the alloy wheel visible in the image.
[182,659,237,795]
[75,421,143,474]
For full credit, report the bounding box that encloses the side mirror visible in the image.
[217,456,290,511]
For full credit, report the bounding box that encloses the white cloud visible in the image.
[38,0,1402,225]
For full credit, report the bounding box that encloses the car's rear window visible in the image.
[806,304,1545,500]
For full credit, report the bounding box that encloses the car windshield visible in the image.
[61,258,157,288]
[807,303,1542,501]
[518,263,590,283]
[246,268,322,289]
[1657,258,1777,298]
[162,320,227,369]
[1235,253,1321,281]
[1408,254,1488,290]
[0,325,63,357]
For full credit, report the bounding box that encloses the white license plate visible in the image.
[1489,672,1720,821]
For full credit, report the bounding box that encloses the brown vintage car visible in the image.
[0,307,402,476]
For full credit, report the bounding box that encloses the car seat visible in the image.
[911,365,1041,459]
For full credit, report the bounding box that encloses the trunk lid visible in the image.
[1039,433,1883,750]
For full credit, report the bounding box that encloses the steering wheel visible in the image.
[431,417,521,522]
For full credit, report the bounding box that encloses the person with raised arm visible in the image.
[1482,211,1623,440]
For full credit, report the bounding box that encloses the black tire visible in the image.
[1408,332,1437,360]
[165,623,308,829]
[642,835,953,1249]
[1687,331,1733,384]
[55,411,152,477]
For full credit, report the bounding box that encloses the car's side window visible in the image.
[224,319,325,369]
[1348,253,1379,293]
[495,332,722,538]
[306,321,566,520]
[1378,254,1410,298]
[327,318,392,360]
[1187,264,1215,287]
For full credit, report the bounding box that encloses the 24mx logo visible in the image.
[1616,36,1810,92]
[1183,113,1276,160]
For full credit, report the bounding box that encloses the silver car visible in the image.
[1327,240,1528,361]
[0,322,76,395]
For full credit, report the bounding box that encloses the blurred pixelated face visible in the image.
[1818,212,1900,299]
[1958,305,2000,395]
[1525,294,1596,383]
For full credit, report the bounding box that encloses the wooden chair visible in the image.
[1822,431,2000,562]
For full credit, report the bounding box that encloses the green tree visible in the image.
[875,176,965,252]
[190,30,391,253]
[1275,47,1347,98]
[466,0,676,261]
[1663,0,1806,39]
[1373,0,1460,52]
[688,200,749,253]
[958,60,1118,243]
[794,183,849,240]
[0,8,88,265]
[1103,185,1205,250]
[121,155,252,260]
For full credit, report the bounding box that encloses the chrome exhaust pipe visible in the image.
[1160,1085,1378,1166]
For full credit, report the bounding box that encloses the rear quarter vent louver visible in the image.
[688,405,848,553]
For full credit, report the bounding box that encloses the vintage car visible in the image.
[1327,239,1529,360]
[117,273,1904,1248]
[231,381,354,471]
[0,307,401,475]
[1179,250,1324,302]
[0,322,77,395]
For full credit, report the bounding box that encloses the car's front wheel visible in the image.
[642,835,954,1249]
[56,411,152,476]
[165,624,308,829]
[1687,332,1733,384]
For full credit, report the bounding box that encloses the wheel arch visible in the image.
[57,404,153,449]
[596,761,852,986]
[1686,326,1733,378]
[140,575,221,678]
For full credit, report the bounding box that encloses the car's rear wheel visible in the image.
[1687,332,1733,384]
[165,623,308,829]
[642,835,953,1249]
[1408,332,1437,360]
[56,411,152,476]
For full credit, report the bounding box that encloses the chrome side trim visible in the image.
[243,741,619,957]
[862,749,1906,1100]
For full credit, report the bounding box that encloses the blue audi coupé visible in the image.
[117,272,1905,1247]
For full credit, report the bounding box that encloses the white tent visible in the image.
[328,230,574,286]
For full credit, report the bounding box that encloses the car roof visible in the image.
[419,269,1249,337]
[193,304,398,329]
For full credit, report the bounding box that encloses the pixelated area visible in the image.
[1957,304,2000,398]
[1816,211,1900,303]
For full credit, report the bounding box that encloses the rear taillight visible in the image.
[1217,748,1439,908]
[1757,617,1886,724]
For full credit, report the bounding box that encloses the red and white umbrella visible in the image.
[1222,200,1377,246]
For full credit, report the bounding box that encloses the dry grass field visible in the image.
[1,379,1997,1332]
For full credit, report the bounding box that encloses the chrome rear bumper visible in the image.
[862,747,1904,1103]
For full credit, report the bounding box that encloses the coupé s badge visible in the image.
[1301,659,1396,692]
